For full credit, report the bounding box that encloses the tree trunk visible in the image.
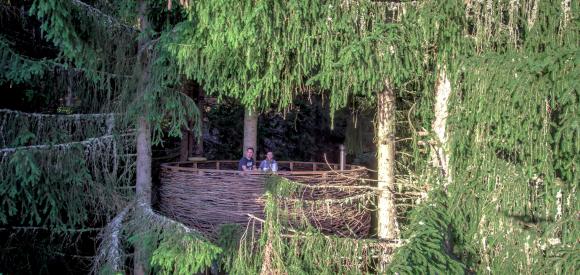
[192,119,203,156]
[179,83,194,161]
[193,86,204,156]
[376,83,399,240]
[243,107,258,153]
[179,83,204,160]
[431,67,452,188]
[134,1,151,274]
[179,127,191,161]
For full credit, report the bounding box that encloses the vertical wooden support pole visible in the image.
[339,144,346,171]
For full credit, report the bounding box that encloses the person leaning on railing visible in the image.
[238,147,256,171]
[259,151,278,172]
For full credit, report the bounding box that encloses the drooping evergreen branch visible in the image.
[0,108,115,118]
[0,35,133,87]
[0,226,102,232]
[0,107,122,148]
[0,133,131,153]
[123,202,221,274]
[0,129,135,231]
[92,204,131,274]
[29,0,137,77]
[69,0,137,32]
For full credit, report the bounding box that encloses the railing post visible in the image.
[339,144,345,171]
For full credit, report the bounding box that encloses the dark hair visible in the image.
[246,147,254,152]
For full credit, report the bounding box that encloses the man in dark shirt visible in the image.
[238,147,256,171]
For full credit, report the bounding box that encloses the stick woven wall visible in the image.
[158,161,372,239]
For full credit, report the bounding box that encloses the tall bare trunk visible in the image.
[179,127,191,161]
[134,1,151,274]
[243,107,258,153]
[193,119,203,156]
[376,83,399,240]
[193,86,205,156]
[431,67,452,188]
[179,83,198,161]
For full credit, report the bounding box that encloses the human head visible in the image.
[266,151,273,160]
[246,147,254,158]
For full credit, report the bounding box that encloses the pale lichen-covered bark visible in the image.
[92,205,130,274]
[376,82,399,240]
[431,67,452,188]
[561,0,571,28]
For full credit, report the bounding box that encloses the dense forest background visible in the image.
[1,0,578,274]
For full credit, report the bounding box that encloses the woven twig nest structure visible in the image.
[158,160,372,239]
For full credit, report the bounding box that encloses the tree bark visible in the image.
[431,67,452,188]
[179,83,195,161]
[179,127,191,161]
[376,83,399,240]
[193,86,204,156]
[134,1,151,274]
[243,107,258,154]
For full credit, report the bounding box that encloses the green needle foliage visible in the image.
[1,0,577,273]
[150,232,222,274]
[166,0,426,117]
[0,110,134,232]
[169,0,578,273]
[224,176,383,275]
[387,190,465,274]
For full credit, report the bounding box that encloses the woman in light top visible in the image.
[259,151,278,172]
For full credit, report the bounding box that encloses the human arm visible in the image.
[239,158,248,171]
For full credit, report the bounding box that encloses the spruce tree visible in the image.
[1,0,577,273]
[1,0,208,273]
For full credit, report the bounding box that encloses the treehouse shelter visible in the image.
[158,160,374,239]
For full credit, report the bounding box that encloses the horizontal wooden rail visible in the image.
[160,160,366,176]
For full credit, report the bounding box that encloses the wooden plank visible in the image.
[188,157,207,162]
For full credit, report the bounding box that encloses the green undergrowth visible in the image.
[224,176,383,274]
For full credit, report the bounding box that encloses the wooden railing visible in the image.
[161,160,365,176]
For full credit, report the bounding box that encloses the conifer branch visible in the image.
[0,132,134,153]
[0,37,134,80]
[0,226,102,232]
[0,108,115,118]
[92,204,132,274]
[69,0,136,32]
